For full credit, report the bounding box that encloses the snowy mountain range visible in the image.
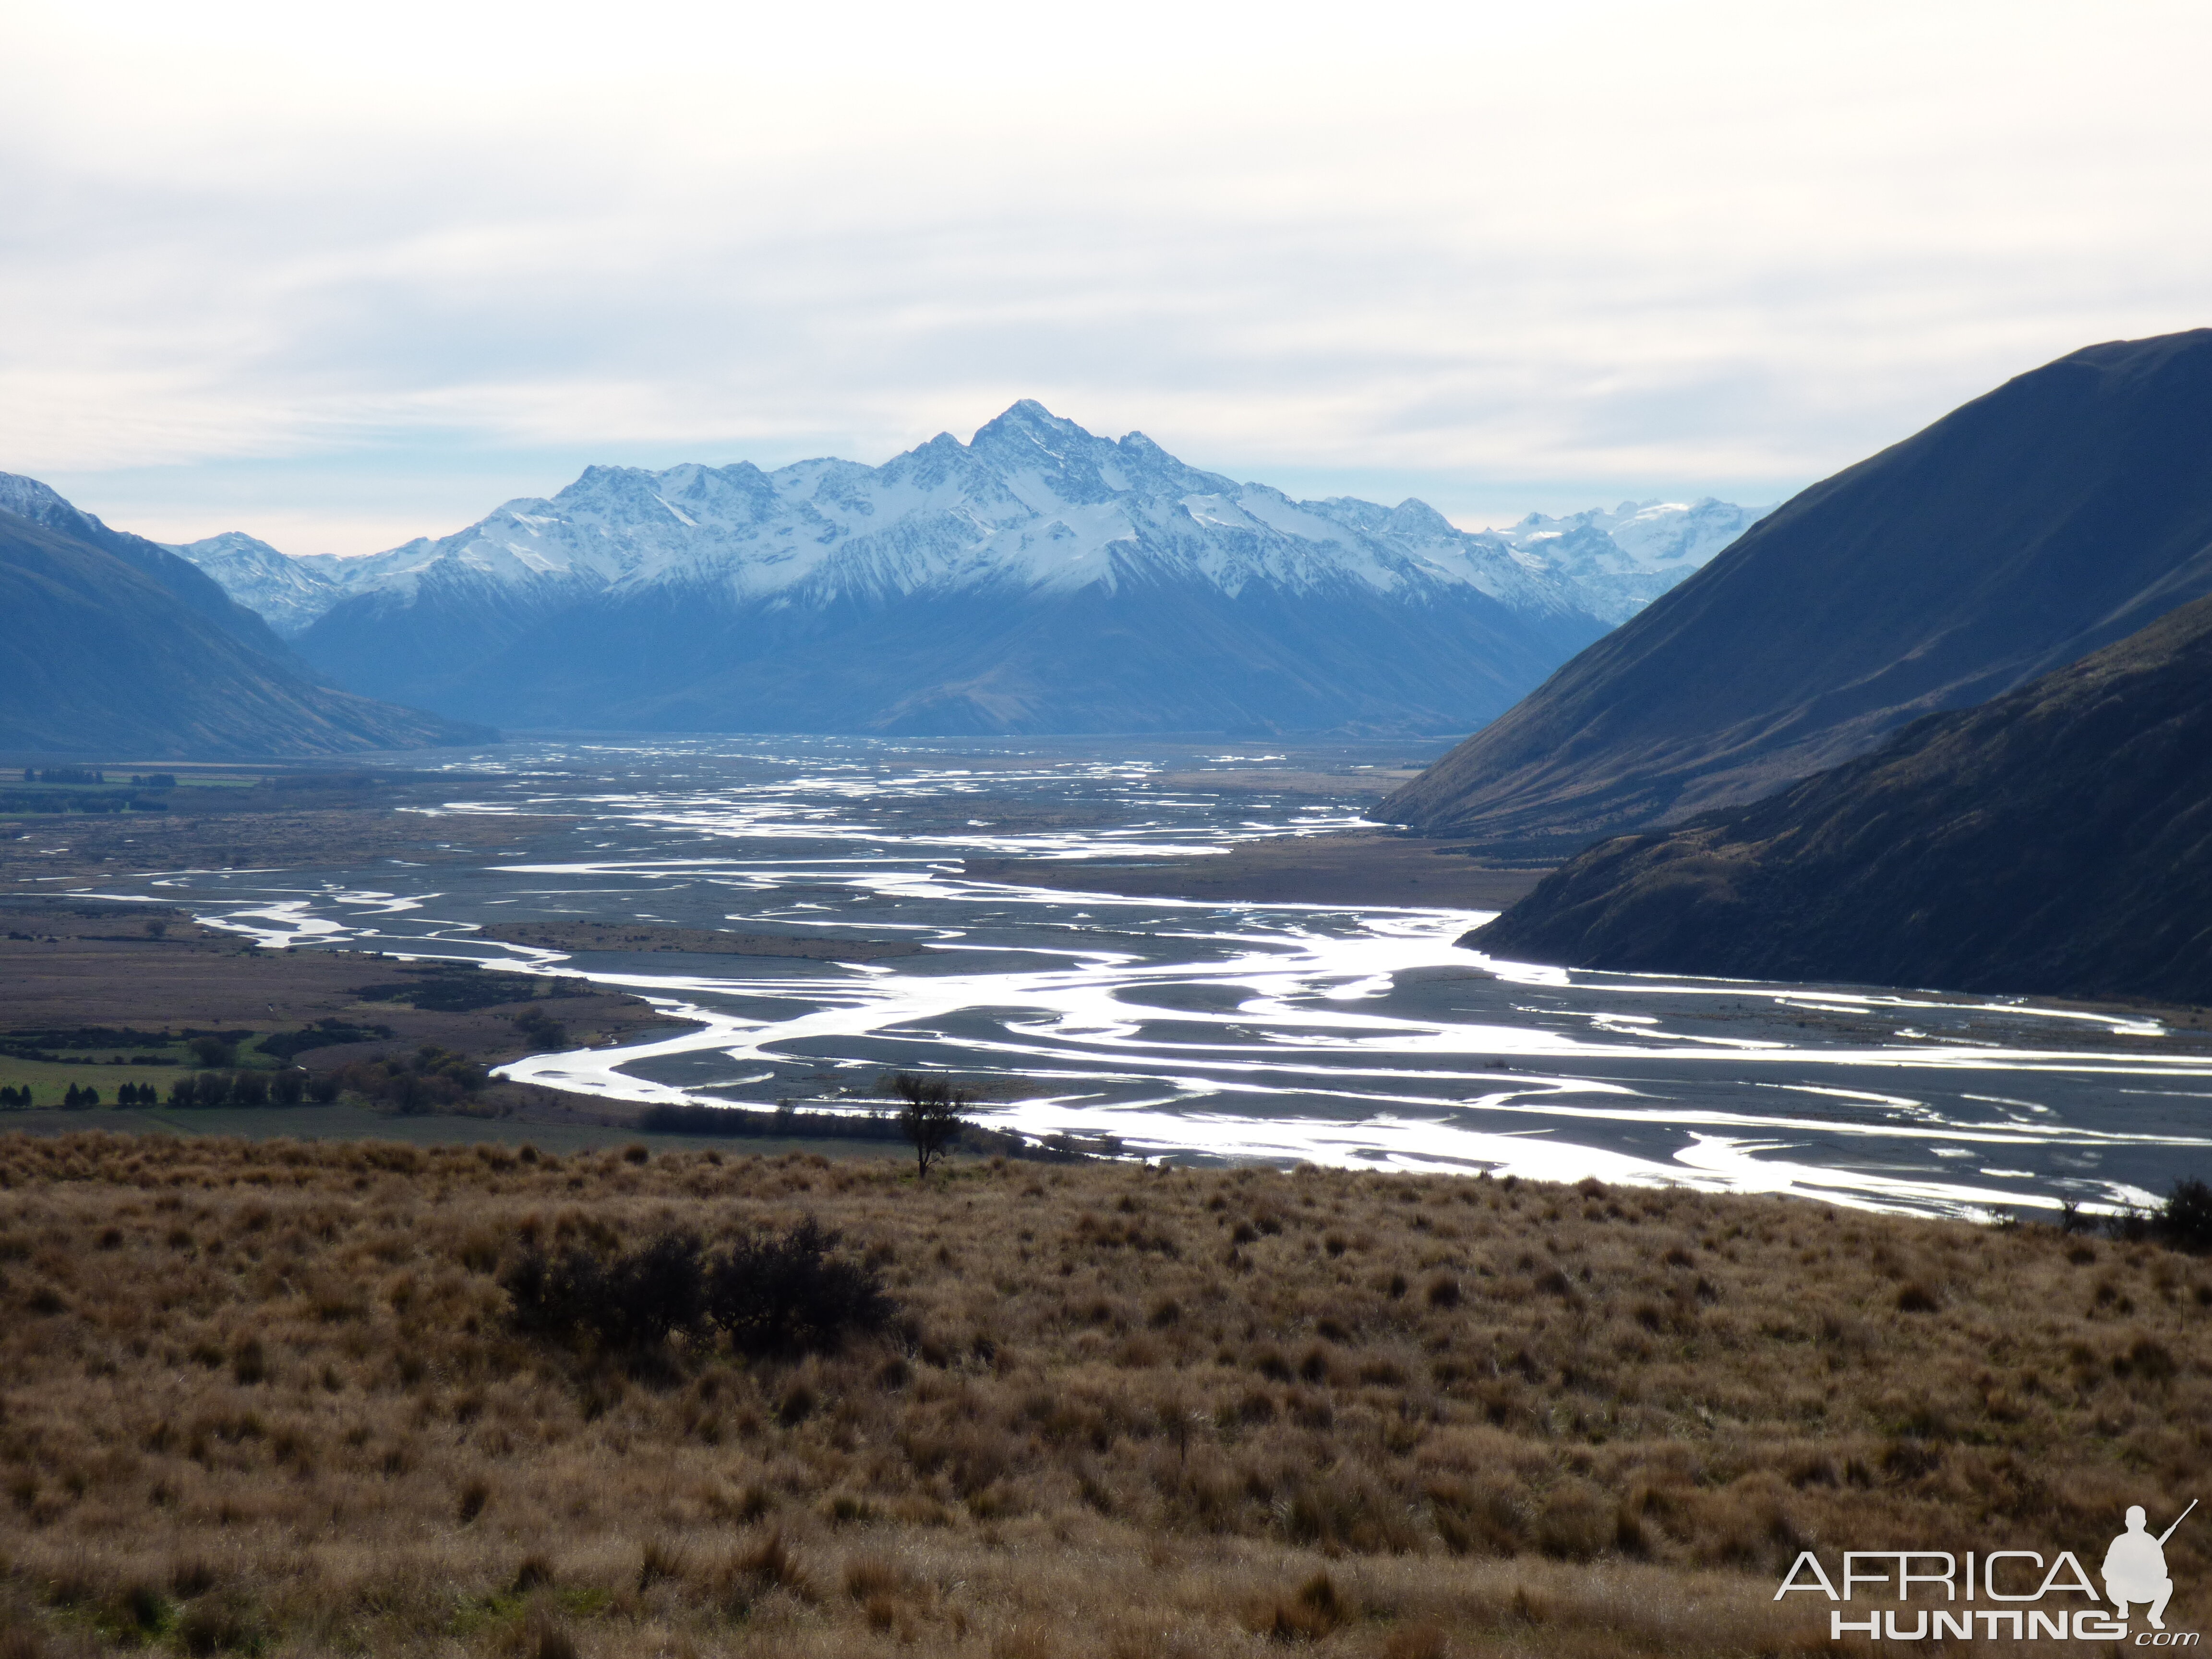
[1493,498,1772,625]
[151,403,1761,736]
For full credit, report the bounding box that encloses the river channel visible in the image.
[82,734,2212,1219]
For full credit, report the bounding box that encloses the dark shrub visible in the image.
[2159,1177,2212,1252]
[2104,1205,2155,1244]
[504,1230,709,1352]
[514,1007,568,1049]
[320,1046,483,1112]
[621,1231,714,1346]
[639,1100,906,1142]
[502,1218,892,1360]
[260,1019,395,1060]
[710,1217,896,1359]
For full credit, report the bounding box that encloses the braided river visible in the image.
[79,735,2212,1219]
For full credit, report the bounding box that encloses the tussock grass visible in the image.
[1,1132,2208,1655]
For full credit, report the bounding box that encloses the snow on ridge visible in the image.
[159,530,340,637]
[1496,497,1776,624]
[144,412,1768,634]
[280,405,1597,622]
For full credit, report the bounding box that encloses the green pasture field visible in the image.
[0,1058,196,1106]
[0,1035,297,1104]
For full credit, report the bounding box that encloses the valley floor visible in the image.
[0,906,675,1115]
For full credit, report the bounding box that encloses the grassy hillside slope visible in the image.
[2,1135,2207,1656]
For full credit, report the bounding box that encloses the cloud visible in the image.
[4,0,2209,550]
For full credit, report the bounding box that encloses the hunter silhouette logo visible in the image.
[1777,1501,2199,1643]
[2108,1501,2195,1631]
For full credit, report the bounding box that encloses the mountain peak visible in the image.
[1386,499,1456,537]
[969,399,1090,450]
[175,530,288,559]
[0,469,99,536]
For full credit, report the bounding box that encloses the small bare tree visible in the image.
[888,1070,975,1180]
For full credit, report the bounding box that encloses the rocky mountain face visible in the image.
[1379,329,2212,852]
[1464,592,2212,1005]
[0,496,490,758]
[162,530,339,637]
[261,403,1624,735]
[1496,498,1771,625]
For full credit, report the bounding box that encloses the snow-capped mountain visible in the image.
[163,531,339,637]
[140,406,1767,737]
[1498,498,1773,624]
[250,402,1617,735]
[304,404,1587,621]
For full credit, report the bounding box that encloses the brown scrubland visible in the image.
[2,1132,2208,1657]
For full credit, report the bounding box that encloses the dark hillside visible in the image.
[505,573,1594,736]
[0,469,301,663]
[0,509,490,757]
[1466,592,2212,1002]
[1382,328,2212,847]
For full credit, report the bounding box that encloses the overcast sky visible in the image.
[5,0,2209,554]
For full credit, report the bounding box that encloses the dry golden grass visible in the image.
[2,1130,2209,1656]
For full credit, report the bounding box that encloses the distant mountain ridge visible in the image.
[1494,498,1772,625]
[168,470,1757,643]
[161,530,339,638]
[1380,328,2212,849]
[198,405,1613,736]
[1466,591,2212,1004]
[0,495,490,758]
[154,404,1761,737]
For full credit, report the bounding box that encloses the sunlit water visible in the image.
[66,735,2212,1218]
